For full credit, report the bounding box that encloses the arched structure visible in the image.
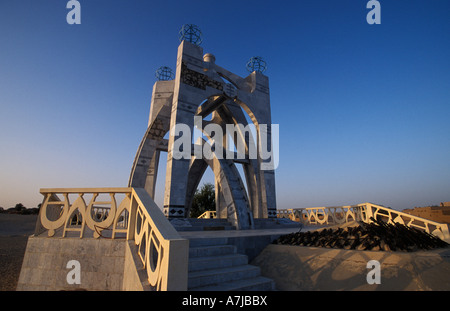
[129,39,277,229]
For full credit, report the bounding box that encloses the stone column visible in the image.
[164,41,205,218]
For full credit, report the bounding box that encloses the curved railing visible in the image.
[197,210,217,219]
[278,202,450,243]
[37,188,132,238]
[128,188,188,290]
[36,187,188,291]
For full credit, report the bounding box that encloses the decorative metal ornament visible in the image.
[179,24,202,45]
[155,66,174,81]
[246,56,267,73]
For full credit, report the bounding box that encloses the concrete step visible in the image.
[187,238,275,291]
[189,244,236,258]
[174,218,236,231]
[189,276,275,291]
[188,218,230,224]
[188,237,229,247]
[253,218,303,229]
[188,264,262,289]
[178,225,236,231]
[189,253,248,272]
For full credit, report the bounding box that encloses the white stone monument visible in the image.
[129,25,277,229]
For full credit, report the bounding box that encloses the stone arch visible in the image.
[207,101,261,218]
[184,158,208,217]
[128,115,171,197]
[189,98,258,224]
[185,139,253,230]
[130,39,277,224]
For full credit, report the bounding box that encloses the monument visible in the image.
[128,24,278,229]
[16,25,450,292]
[16,24,284,291]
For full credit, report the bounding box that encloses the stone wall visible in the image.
[122,240,150,291]
[17,236,127,291]
[402,205,450,224]
[251,244,450,290]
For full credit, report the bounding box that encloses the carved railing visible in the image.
[36,188,132,238]
[197,210,217,219]
[128,188,188,290]
[278,202,450,243]
[36,187,188,291]
[277,208,306,222]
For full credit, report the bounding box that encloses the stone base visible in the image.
[17,236,139,291]
[251,244,450,290]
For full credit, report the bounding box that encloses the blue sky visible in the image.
[0,0,449,211]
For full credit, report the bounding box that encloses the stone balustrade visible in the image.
[35,187,189,290]
[278,202,450,243]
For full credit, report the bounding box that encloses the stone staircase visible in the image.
[172,218,236,231]
[187,237,275,291]
[173,217,302,231]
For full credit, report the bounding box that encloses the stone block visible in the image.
[99,256,116,273]
[251,244,450,291]
[17,236,128,291]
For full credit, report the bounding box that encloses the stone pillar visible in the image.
[238,72,277,218]
[164,41,205,218]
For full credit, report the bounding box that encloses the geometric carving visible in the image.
[181,62,223,91]
[37,190,131,239]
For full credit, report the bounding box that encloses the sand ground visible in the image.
[0,214,37,291]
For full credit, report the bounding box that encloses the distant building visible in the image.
[403,202,450,224]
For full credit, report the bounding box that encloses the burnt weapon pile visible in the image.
[273,218,449,252]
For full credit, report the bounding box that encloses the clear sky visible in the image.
[0,0,449,211]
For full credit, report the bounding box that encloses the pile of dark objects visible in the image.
[273,217,449,252]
